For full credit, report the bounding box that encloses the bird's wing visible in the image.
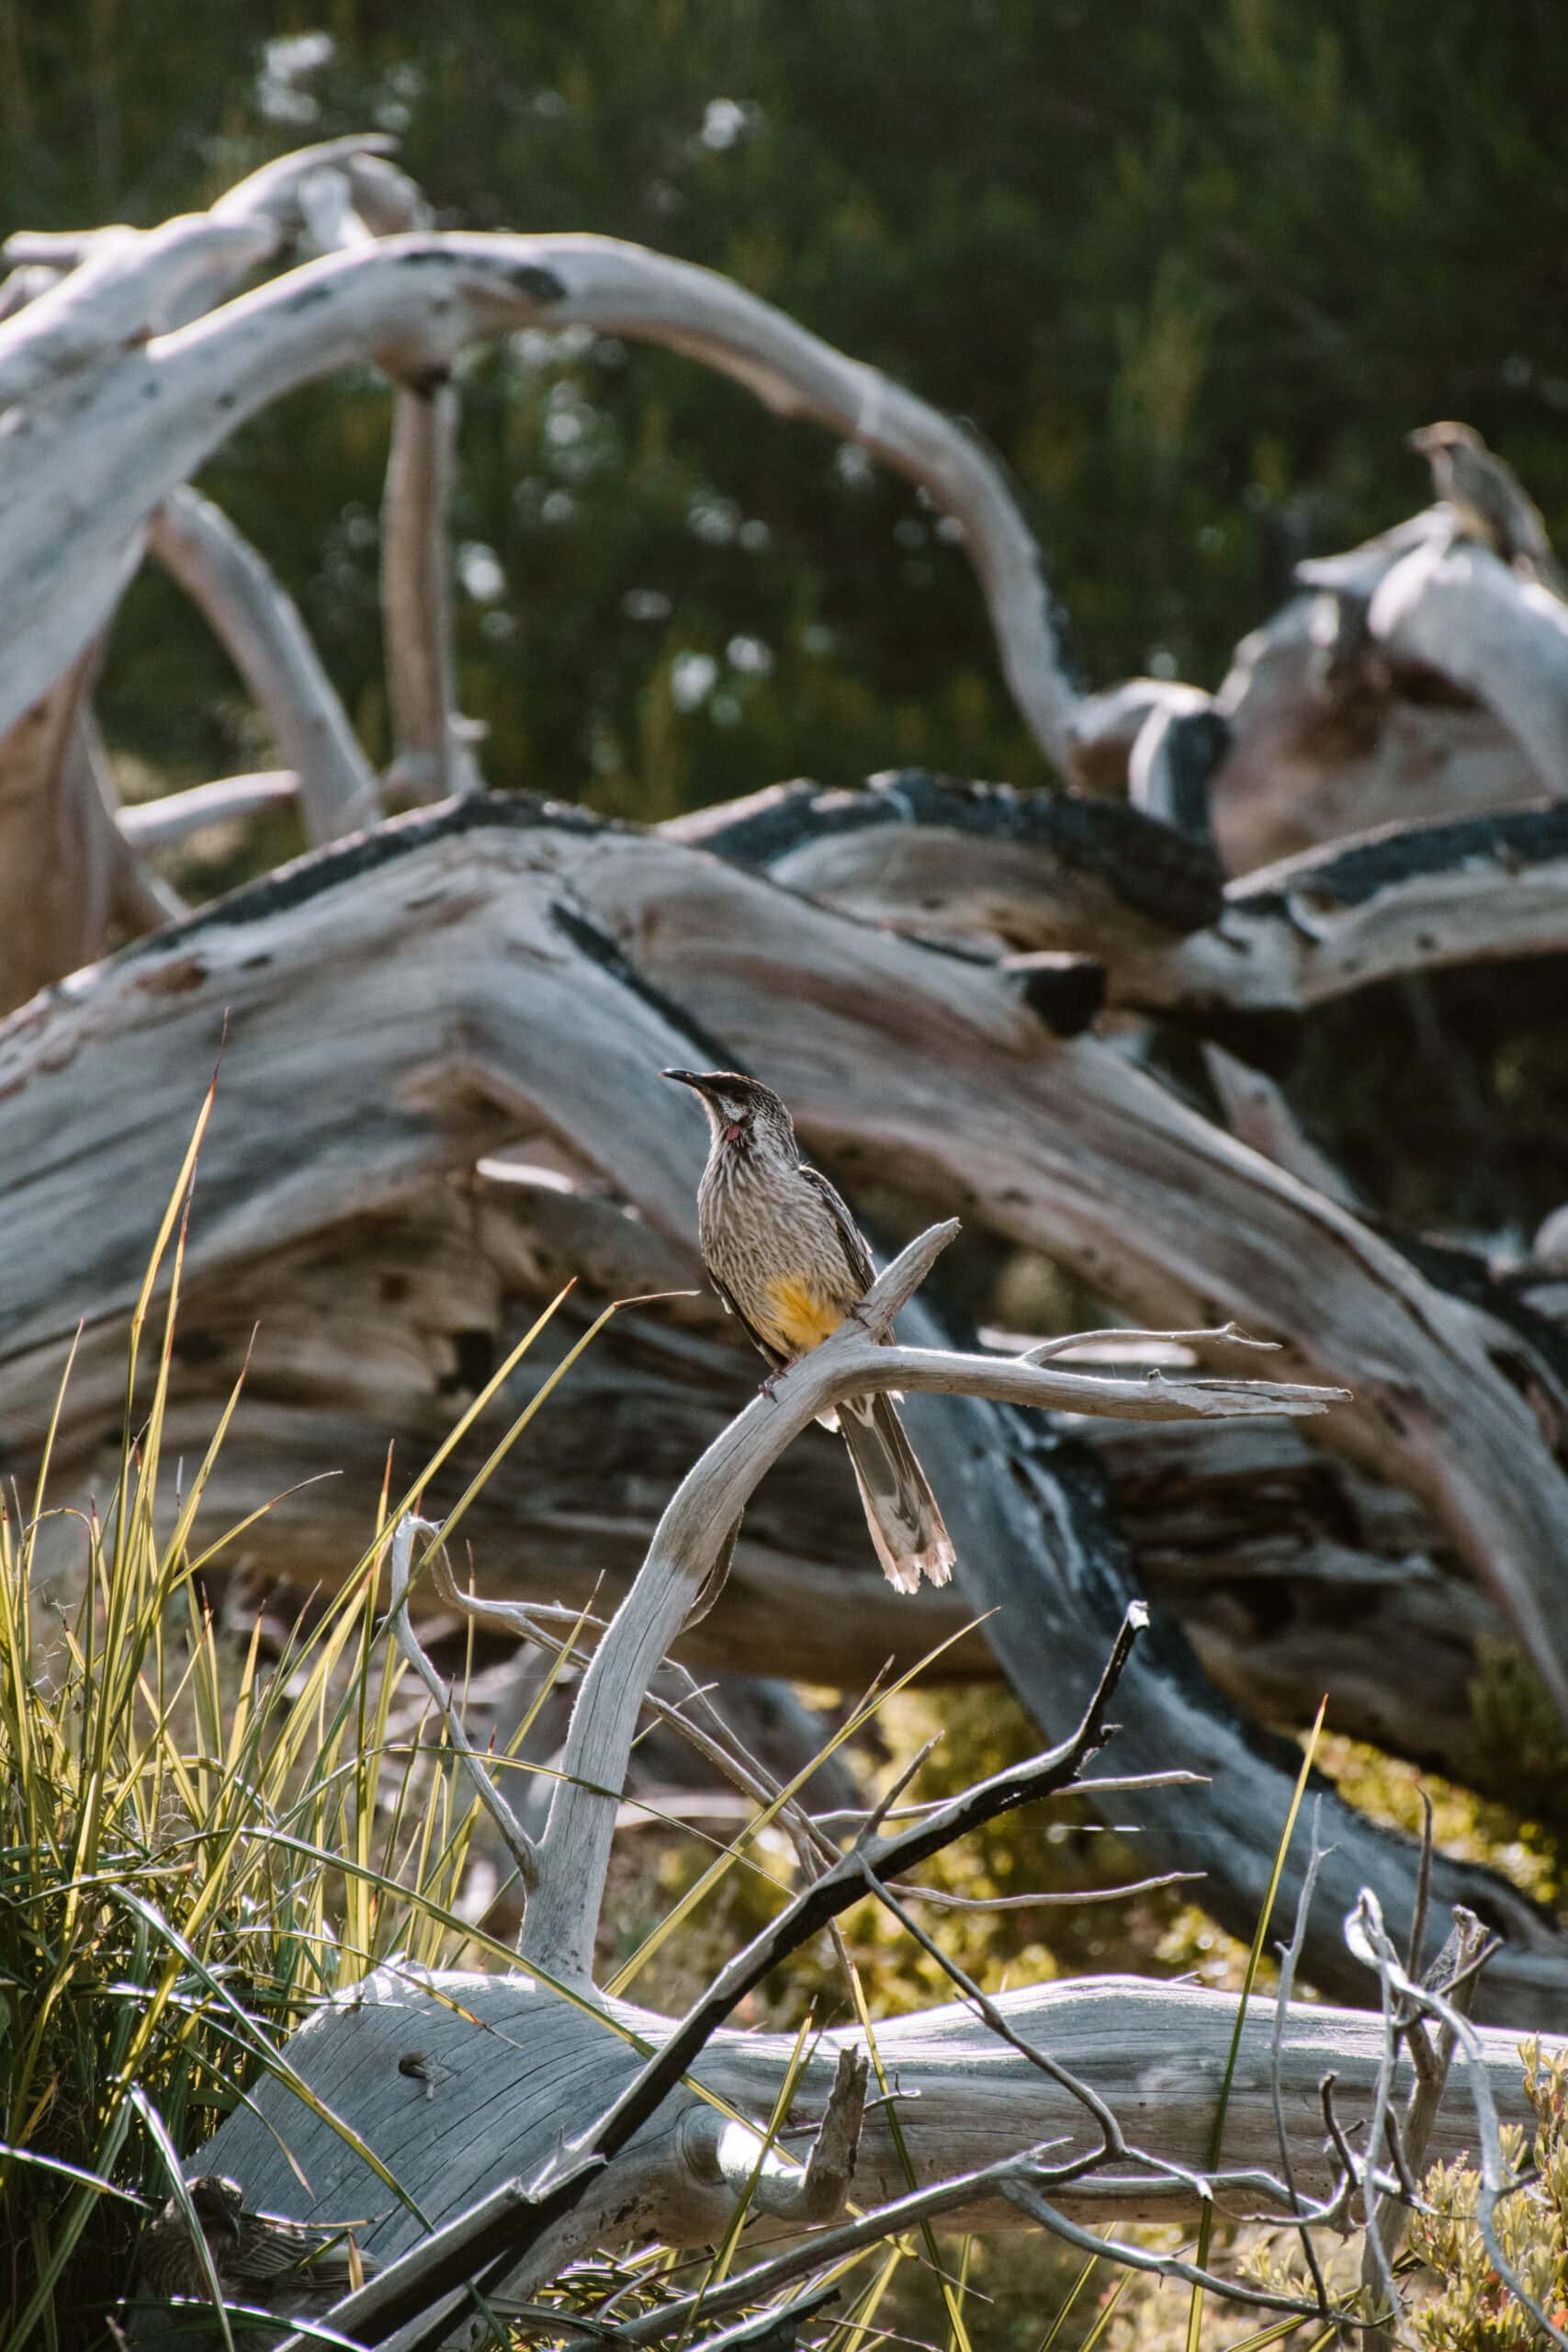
[708,1263,789,1371]
[232,2213,355,2283]
[798,1164,877,1293]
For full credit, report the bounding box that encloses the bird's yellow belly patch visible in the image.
[762,1276,845,1354]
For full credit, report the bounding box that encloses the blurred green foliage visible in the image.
[6,0,1568,820]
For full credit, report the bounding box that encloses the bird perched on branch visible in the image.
[662,1069,955,1592]
[1408,420,1567,595]
[131,2172,375,2336]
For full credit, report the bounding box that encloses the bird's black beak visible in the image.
[661,1069,706,1094]
[220,2210,243,2242]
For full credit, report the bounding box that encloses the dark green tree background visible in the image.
[6,0,1567,820]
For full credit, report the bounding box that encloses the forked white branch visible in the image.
[509,1220,1348,1982]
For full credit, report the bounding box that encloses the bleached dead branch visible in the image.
[146,488,380,841]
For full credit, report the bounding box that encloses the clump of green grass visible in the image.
[0,1092,580,2348]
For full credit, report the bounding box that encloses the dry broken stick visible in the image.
[1343,1891,1564,2350]
[0,190,1082,763]
[679,2046,869,2226]
[1359,1895,1493,2352]
[115,770,301,849]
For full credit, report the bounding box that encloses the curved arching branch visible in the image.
[0,227,1078,769]
[146,488,381,842]
[520,1220,1344,1984]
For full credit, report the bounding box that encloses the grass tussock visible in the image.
[0,1091,578,2347]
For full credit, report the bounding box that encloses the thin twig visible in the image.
[117,769,300,847]
[998,2180,1340,2324]
[850,1856,1123,2170]
[1406,1790,1435,1981]
[1267,1798,1334,2315]
[1021,1320,1281,1364]
[423,1552,843,1875]
[1318,2075,1372,2211]
[1355,1886,1406,2336]
[556,2140,1078,2347]
[807,1766,1206,1829]
[1348,1895,1534,2346]
[852,1738,942,1851]
[384,1516,540,1893]
[883,1869,1204,1911]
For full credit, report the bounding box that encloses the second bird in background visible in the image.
[1409,419,1567,596]
[662,1068,955,1593]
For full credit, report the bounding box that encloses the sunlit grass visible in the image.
[0,1089,583,2348]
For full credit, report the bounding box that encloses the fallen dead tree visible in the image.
[5,138,1568,2057]
[5,797,1568,2024]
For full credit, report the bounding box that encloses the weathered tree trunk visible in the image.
[198,1962,1560,2271]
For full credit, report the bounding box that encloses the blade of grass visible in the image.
[128,2082,238,2352]
[945,2233,974,2352]
[110,1070,217,1591]
[1034,2227,1112,2352]
[414,1289,697,1577]
[1076,2253,1141,2351]
[849,1960,975,2352]
[825,2243,904,2351]
[1183,1694,1327,2352]
[679,2013,820,2347]
[0,2145,148,2204]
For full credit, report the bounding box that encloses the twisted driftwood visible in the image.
[6,141,1568,2345]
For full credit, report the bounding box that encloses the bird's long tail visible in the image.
[839,1393,955,1593]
